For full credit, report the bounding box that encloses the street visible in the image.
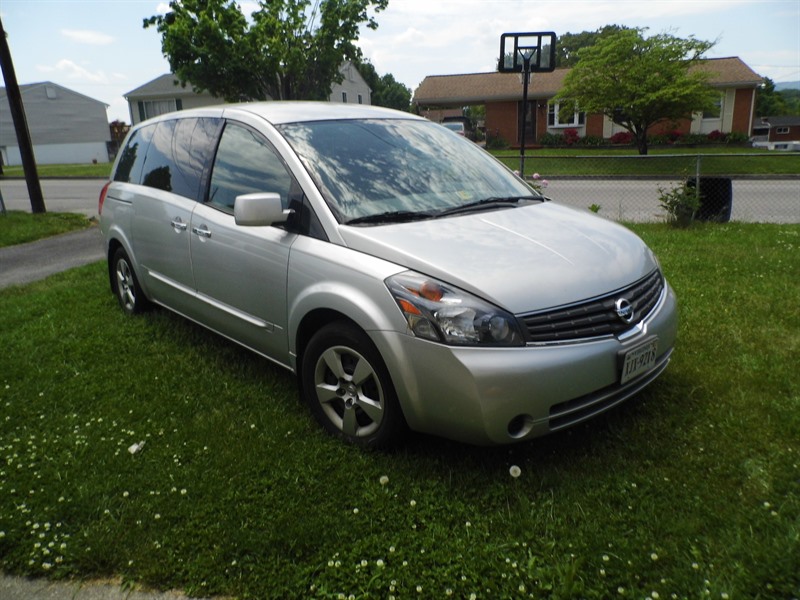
[1,177,798,223]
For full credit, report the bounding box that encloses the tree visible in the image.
[555,28,718,155]
[555,24,630,67]
[354,60,412,111]
[756,77,789,117]
[144,0,388,102]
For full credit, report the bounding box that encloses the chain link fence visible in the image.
[497,153,800,224]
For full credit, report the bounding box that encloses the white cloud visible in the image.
[155,2,170,14]
[61,29,114,45]
[36,59,110,84]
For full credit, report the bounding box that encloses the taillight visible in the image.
[98,181,111,215]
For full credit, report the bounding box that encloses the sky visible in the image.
[1,0,799,123]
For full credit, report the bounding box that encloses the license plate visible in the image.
[621,339,658,384]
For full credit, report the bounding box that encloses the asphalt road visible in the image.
[0,226,105,290]
[0,178,105,218]
[2,177,798,224]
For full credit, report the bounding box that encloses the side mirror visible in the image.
[234,193,294,226]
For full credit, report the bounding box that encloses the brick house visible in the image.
[413,57,762,146]
[754,115,800,142]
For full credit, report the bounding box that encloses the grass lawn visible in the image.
[1,163,113,179]
[0,211,95,248]
[491,148,800,177]
[0,223,798,599]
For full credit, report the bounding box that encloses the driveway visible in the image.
[0,227,105,290]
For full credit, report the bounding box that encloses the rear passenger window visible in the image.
[140,117,221,200]
[208,122,294,212]
[113,124,155,184]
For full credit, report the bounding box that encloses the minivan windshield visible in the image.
[278,119,538,223]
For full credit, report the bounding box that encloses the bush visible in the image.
[726,131,750,144]
[579,135,605,146]
[609,131,633,145]
[485,132,509,150]
[658,180,700,227]
[563,128,580,145]
[538,132,563,147]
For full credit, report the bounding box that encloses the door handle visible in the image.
[170,218,188,232]
[192,225,212,239]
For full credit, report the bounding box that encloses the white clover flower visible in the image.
[379,475,389,486]
[651,552,659,561]
[509,465,522,478]
[410,499,416,507]
[376,559,385,567]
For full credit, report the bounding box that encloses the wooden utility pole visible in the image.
[0,17,46,213]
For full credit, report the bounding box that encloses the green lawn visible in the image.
[0,211,95,248]
[1,162,113,179]
[491,149,800,176]
[0,223,798,599]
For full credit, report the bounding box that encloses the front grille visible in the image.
[519,269,664,344]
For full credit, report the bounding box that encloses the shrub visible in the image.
[579,135,605,146]
[485,132,509,150]
[658,180,700,227]
[563,128,580,145]
[609,131,633,145]
[538,132,563,147]
[707,130,727,142]
[726,131,750,144]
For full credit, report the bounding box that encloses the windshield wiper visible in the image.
[435,195,544,218]
[345,210,434,226]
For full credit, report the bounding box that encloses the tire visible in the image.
[111,247,149,315]
[301,322,406,448]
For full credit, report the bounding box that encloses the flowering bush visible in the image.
[529,172,549,193]
[609,131,633,145]
[563,128,580,146]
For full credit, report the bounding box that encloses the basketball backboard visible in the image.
[498,32,557,73]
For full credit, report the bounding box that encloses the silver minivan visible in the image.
[99,102,678,447]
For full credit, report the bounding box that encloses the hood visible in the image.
[338,203,658,314]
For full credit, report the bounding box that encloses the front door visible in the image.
[190,120,298,364]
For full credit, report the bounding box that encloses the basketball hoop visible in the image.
[498,32,557,178]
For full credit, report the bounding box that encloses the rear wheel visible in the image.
[301,322,406,448]
[111,247,149,315]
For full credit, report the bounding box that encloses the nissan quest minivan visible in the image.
[99,102,678,447]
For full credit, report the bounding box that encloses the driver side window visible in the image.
[208,122,293,212]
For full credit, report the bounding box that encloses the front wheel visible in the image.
[301,322,406,448]
[111,247,149,315]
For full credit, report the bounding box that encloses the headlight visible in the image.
[386,272,524,346]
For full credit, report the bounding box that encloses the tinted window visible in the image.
[140,117,221,200]
[208,122,294,212]
[113,124,155,184]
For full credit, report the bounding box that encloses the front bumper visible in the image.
[372,281,679,445]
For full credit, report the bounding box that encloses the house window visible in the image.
[137,99,181,122]
[548,101,585,127]
[703,94,723,119]
[776,127,790,134]
[358,94,363,105]
[45,86,58,99]
[342,92,348,103]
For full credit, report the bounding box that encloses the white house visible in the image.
[0,82,111,166]
[125,62,372,125]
